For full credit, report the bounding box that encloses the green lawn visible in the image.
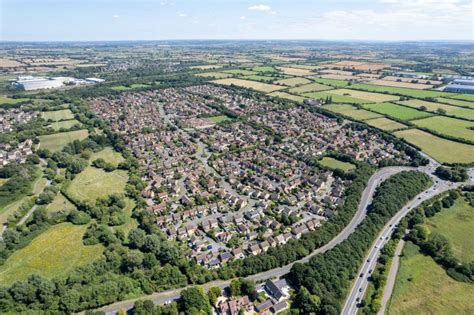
[48,119,82,131]
[0,96,30,105]
[46,193,77,214]
[424,197,474,262]
[394,129,474,164]
[42,109,75,121]
[319,157,355,172]
[0,223,104,285]
[362,102,433,121]
[323,104,382,121]
[387,241,474,315]
[446,94,474,102]
[274,77,312,87]
[38,129,89,152]
[437,97,474,109]
[303,91,370,104]
[66,167,128,202]
[89,147,125,167]
[397,99,474,120]
[208,115,232,123]
[252,66,278,73]
[411,116,474,142]
[364,117,408,131]
[311,77,352,88]
[327,88,400,103]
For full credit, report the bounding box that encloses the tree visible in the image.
[179,287,211,314]
[207,287,221,306]
[229,279,241,297]
[292,287,321,314]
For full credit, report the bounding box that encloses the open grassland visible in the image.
[362,103,433,121]
[303,91,370,104]
[241,75,275,82]
[0,196,34,226]
[274,77,311,87]
[397,99,474,121]
[323,104,382,121]
[320,74,360,81]
[387,241,474,315]
[222,69,257,76]
[277,66,314,76]
[212,78,285,93]
[89,147,124,167]
[394,129,474,164]
[364,117,408,131]
[38,129,89,152]
[288,82,333,94]
[66,167,128,202]
[42,109,74,121]
[111,84,150,91]
[268,91,306,103]
[411,116,474,142]
[327,88,400,103]
[195,72,233,79]
[368,79,433,89]
[0,96,30,105]
[0,223,104,285]
[48,119,82,131]
[115,198,138,243]
[437,97,474,109]
[447,94,474,102]
[46,193,77,214]
[208,115,232,123]
[190,64,222,70]
[252,66,278,73]
[311,77,352,88]
[424,197,474,262]
[319,157,355,172]
[350,83,450,98]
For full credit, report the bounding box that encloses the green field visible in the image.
[311,77,353,88]
[412,116,474,142]
[394,129,474,164]
[38,129,89,152]
[222,69,257,76]
[424,197,474,262]
[437,97,474,109]
[48,119,82,131]
[274,77,311,87]
[208,115,232,123]
[398,99,474,120]
[66,167,128,202]
[362,103,433,121]
[303,91,370,104]
[327,88,400,103]
[447,94,474,102]
[241,75,275,82]
[89,147,125,167]
[111,84,150,91]
[350,83,450,99]
[387,241,474,315]
[252,66,278,73]
[212,78,286,93]
[46,193,77,214]
[0,96,30,105]
[0,223,103,285]
[319,157,355,172]
[323,104,382,121]
[195,72,233,79]
[288,82,333,94]
[115,198,138,242]
[365,117,408,131]
[42,109,75,121]
[0,196,34,226]
[268,91,306,103]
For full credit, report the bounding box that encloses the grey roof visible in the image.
[444,84,474,93]
[255,299,273,312]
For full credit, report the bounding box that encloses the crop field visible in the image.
[364,117,408,131]
[274,77,311,87]
[326,60,388,71]
[323,104,382,121]
[277,66,314,76]
[89,147,125,166]
[46,193,77,214]
[222,69,257,76]
[268,91,306,103]
[0,96,30,105]
[320,74,357,81]
[0,223,103,284]
[368,79,433,90]
[424,197,474,262]
[412,116,474,142]
[319,157,355,172]
[38,129,89,152]
[66,167,128,202]
[387,241,474,315]
[190,64,222,70]
[394,129,474,164]
[303,91,370,104]
[288,82,333,94]
[447,94,474,102]
[208,115,232,123]
[312,77,352,88]
[362,103,433,121]
[327,88,400,103]
[397,99,474,120]
[437,97,474,109]
[252,66,278,73]
[42,109,75,121]
[350,83,449,98]
[241,75,275,82]
[212,78,286,93]
[195,72,233,79]
[48,119,82,131]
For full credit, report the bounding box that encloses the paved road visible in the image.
[98,165,412,314]
[378,239,405,315]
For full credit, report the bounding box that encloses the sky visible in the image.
[1,0,473,41]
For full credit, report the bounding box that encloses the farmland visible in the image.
[312,77,352,88]
[0,96,30,105]
[65,167,128,202]
[368,79,433,89]
[268,91,306,103]
[303,91,370,104]
[222,69,257,76]
[362,102,433,121]
[437,97,474,109]
[212,78,285,93]
[241,75,276,82]
[350,83,450,98]
[288,82,333,94]
[195,72,233,79]
[387,242,474,315]
[411,116,474,142]
[252,66,278,73]
[38,129,89,152]
[394,129,474,164]
[318,157,355,172]
[397,99,474,120]
[448,94,474,102]
[323,104,382,120]
[42,109,75,121]
[0,223,104,285]
[274,77,311,87]
[327,88,400,103]
[364,117,408,131]
[277,66,314,76]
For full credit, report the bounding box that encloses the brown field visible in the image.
[327,89,400,103]
[274,77,311,87]
[212,78,286,93]
[365,117,408,131]
[267,91,306,103]
[369,79,434,90]
[0,58,25,68]
[320,69,355,76]
[326,60,388,71]
[358,73,382,79]
[277,67,314,76]
[191,65,223,70]
[320,74,361,81]
[381,76,442,85]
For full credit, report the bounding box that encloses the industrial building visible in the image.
[443,79,474,94]
[11,76,105,91]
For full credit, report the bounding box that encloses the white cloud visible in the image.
[177,12,187,17]
[248,4,271,12]
[112,14,120,18]
[240,16,246,20]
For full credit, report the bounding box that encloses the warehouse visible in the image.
[12,76,64,91]
[444,79,474,94]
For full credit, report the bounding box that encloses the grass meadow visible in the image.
[38,129,89,152]
[319,157,355,172]
[364,117,408,131]
[411,116,474,142]
[362,103,433,121]
[323,104,382,121]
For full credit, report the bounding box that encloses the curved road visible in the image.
[98,165,413,314]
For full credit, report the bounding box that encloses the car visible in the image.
[359,272,364,277]
[356,297,360,302]
[359,287,363,292]
[369,269,373,273]
[367,258,370,263]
